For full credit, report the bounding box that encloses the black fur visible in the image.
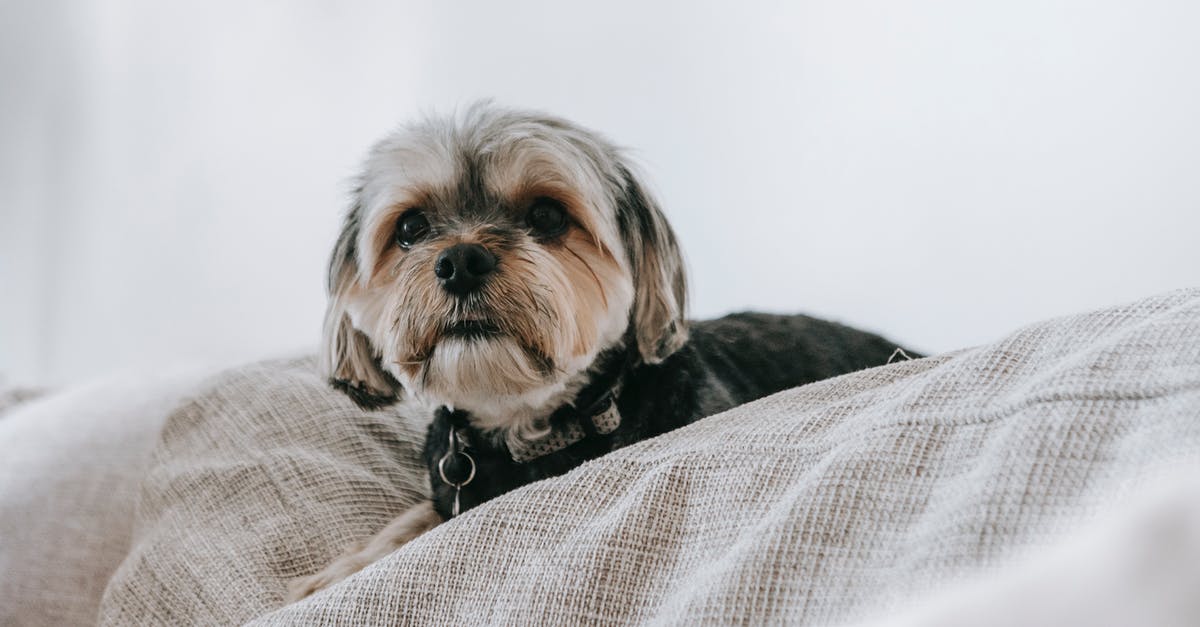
[424,313,920,520]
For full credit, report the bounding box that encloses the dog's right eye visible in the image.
[395,210,430,248]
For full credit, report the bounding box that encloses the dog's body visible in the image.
[424,312,908,519]
[287,104,918,601]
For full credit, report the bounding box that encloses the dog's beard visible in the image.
[427,334,551,397]
[394,305,563,404]
[397,306,591,429]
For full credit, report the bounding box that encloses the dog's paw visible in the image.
[285,553,370,602]
[285,573,328,602]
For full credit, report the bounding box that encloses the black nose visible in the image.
[435,243,496,296]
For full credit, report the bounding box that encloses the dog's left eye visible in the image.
[527,198,568,237]
[396,210,430,248]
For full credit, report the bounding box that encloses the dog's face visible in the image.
[323,105,687,430]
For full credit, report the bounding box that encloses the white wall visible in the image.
[3,0,1198,386]
[1,1,435,384]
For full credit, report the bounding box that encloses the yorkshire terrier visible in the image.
[287,103,918,600]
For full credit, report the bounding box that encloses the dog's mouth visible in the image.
[443,319,502,340]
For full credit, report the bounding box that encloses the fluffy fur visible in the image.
[288,103,917,601]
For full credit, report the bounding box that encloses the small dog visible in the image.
[288,103,917,600]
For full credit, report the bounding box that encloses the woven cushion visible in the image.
[99,290,1200,625]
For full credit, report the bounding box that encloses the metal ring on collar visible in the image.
[437,435,476,487]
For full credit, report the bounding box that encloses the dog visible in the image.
[287,103,919,601]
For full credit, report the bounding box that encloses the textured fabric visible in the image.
[100,289,1200,626]
[98,357,431,626]
[0,371,205,627]
[852,469,1200,627]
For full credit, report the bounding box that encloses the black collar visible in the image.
[506,344,633,463]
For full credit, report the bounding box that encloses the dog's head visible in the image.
[322,103,687,425]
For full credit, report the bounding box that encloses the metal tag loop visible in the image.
[437,429,476,516]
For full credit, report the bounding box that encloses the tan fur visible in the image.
[286,500,443,602]
[556,228,625,356]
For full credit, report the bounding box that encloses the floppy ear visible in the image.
[615,164,689,363]
[321,202,401,408]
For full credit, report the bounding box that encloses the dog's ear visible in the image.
[615,164,689,363]
[321,202,401,409]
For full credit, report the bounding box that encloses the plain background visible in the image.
[2,0,1198,386]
